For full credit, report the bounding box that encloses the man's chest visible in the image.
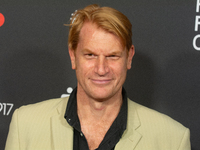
[81,121,112,149]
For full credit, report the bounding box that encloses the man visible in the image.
[5,4,191,150]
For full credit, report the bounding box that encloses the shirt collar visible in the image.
[64,87,80,131]
[64,87,127,133]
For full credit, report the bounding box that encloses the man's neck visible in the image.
[76,88,123,150]
[76,88,123,122]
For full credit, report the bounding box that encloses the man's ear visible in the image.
[127,45,135,70]
[68,47,76,70]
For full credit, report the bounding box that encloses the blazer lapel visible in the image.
[115,130,142,150]
[51,98,73,150]
[115,99,142,150]
[50,98,143,150]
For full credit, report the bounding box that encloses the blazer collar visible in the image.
[51,97,74,150]
[50,97,142,150]
[115,99,142,150]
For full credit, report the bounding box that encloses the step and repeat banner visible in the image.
[0,0,199,149]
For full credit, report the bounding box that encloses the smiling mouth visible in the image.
[91,79,112,84]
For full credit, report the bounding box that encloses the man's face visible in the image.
[69,22,134,101]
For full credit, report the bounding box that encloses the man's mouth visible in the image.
[91,79,112,84]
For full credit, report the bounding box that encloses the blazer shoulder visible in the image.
[125,99,191,150]
[15,97,69,118]
[127,99,188,131]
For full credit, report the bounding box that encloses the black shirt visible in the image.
[64,87,127,150]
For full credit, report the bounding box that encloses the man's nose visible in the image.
[94,56,109,75]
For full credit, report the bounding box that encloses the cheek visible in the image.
[76,59,95,75]
[110,61,127,76]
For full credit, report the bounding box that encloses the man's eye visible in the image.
[107,55,120,60]
[85,54,96,58]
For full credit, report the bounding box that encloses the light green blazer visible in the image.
[5,97,191,150]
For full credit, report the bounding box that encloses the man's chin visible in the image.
[88,91,114,102]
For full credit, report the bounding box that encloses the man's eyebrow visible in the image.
[82,49,94,53]
[108,51,122,55]
[82,48,123,56]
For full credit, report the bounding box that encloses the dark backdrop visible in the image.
[0,0,199,149]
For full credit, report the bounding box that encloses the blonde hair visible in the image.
[68,4,132,51]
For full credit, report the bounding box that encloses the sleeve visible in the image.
[178,128,191,150]
[5,109,20,150]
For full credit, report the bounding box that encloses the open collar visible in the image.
[49,94,142,150]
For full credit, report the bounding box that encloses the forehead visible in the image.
[78,22,123,49]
